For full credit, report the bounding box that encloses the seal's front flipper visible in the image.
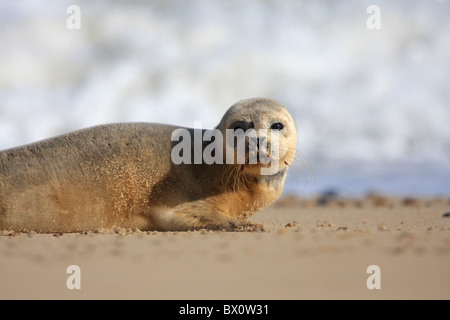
[152,202,265,232]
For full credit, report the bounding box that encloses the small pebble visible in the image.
[403,198,419,206]
[285,222,296,228]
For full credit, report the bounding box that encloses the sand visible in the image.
[0,195,449,300]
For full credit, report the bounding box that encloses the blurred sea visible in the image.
[0,0,449,197]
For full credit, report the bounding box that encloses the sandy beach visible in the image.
[1,194,449,300]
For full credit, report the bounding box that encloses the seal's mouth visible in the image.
[239,153,290,176]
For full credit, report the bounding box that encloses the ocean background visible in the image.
[0,0,449,197]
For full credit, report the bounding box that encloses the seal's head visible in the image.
[217,98,297,177]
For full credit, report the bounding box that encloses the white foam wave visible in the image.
[1,0,449,195]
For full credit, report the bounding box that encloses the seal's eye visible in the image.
[271,122,284,130]
[230,121,251,132]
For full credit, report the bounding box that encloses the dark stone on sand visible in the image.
[317,189,340,206]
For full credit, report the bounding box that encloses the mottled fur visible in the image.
[0,98,297,232]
